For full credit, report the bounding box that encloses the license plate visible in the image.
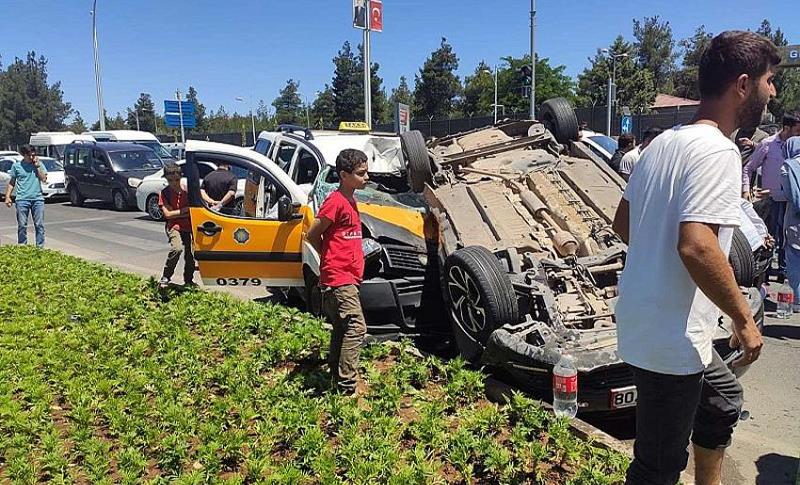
[610,385,637,409]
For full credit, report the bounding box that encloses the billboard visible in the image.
[395,103,410,134]
[780,45,800,68]
[354,0,382,32]
[370,0,383,32]
[353,0,367,29]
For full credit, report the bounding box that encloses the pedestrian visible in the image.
[158,162,195,289]
[201,163,238,215]
[4,145,47,247]
[306,149,369,395]
[612,30,775,485]
[619,127,664,181]
[609,133,635,173]
[741,111,800,277]
[779,136,800,311]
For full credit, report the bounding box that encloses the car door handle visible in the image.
[198,221,223,236]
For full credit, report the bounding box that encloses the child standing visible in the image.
[307,149,369,394]
[158,163,195,289]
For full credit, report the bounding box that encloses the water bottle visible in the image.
[553,354,578,418]
[776,279,793,319]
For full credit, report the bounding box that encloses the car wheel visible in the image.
[444,246,519,362]
[112,190,128,211]
[729,228,756,286]
[233,197,244,217]
[304,268,322,317]
[401,130,434,193]
[146,194,164,221]
[540,97,579,144]
[69,184,84,207]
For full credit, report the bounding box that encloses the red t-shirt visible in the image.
[317,190,364,287]
[158,186,191,232]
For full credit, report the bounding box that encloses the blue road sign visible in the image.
[164,100,196,128]
[621,115,633,134]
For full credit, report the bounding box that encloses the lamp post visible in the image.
[483,65,500,124]
[235,96,256,144]
[530,0,536,119]
[90,0,105,130]
[602,49,628,136]
[298,93,312,128]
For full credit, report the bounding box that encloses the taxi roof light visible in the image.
[338,121,371,132]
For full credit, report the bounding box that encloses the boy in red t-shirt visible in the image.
[158,163,195,289]
[307,149,369,394]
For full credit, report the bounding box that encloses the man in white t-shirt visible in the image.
[618,127,664,181]
[612,31,776,485]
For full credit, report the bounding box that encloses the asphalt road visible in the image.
[1,200,797,484]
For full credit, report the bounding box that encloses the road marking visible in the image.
[62,226,167,252]
[117,218,170,234]
[0,215,119,231]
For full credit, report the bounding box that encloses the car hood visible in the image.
[46,171,65,184]
[360,207,426,250]
[120,168,160,180]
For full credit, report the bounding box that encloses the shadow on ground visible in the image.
[755,453,799,485]
[763,324,800,341]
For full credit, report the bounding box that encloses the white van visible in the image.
[29,131,96,161]
[83,130,175,160]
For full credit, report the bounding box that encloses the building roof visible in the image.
[651,94,700,109]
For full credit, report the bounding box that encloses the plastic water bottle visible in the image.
[553,354,578,418]
[776,279,794,319]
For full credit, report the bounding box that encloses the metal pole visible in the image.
[177,90,185,144]
[363,12,372,128]
[530,0,536,119]
[135,111,140,131]
[250,110,256,144]
[494,65,498,125]
[91,0,105,130]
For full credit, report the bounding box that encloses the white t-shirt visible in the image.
[618,146,641,176]
[615,124,741,375]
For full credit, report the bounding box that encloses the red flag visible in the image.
[370,0,383,32]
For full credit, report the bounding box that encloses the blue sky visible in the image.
[1,0,795,124]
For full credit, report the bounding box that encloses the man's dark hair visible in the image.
[618,133,636,150]
[335,149,368,174]
[698,31,780,99]
[782,112,800,128]
[19,144,34,156]
[642,127,664,143]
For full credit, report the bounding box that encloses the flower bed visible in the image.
[0,246,628,484]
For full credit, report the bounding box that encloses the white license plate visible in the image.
[610,385,638,409]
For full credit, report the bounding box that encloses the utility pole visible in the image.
[530,0,536,119]
[91,0,105,130]
[603,50,628,136]
[363,18,372,128]
[493,65,499,124]
[176,90,185,144]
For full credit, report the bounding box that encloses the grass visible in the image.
[0,246,628,484]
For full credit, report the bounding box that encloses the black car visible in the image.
[64,141,164,211]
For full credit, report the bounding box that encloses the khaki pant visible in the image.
[161,227,195,284]
[322,285,366,393]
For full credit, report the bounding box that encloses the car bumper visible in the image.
[42,186,67,198]
[359,276,425,335]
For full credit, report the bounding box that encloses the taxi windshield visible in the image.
[314,166,426,212]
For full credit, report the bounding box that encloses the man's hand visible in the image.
[4,199,11,208]
[729,319,763,367]
[742,190,752,201]
[738,137,755,149]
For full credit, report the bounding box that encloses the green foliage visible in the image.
[272,79,304,125]
[757,19,799,119]
[673,25,713,100]
[186,86,206,130]
[311,85,336,129]
[0,52,73,147]
[389,76,414,115]
[413,38,462,119]
[633,16,678,94]
[332,41,363,123]
[67,111,87,134]
[0,246,627,483]
[125,92,156,132]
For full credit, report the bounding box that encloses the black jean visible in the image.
[625,350,743,485]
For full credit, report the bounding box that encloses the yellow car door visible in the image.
[184,141,310,288]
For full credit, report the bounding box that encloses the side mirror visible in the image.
[277,195,302,222]
[95,163,109,174]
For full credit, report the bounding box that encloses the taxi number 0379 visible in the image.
[216,278,262,286]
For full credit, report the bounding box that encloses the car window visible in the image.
[195,163,215,179]
[108,150,163,171]
[41,159,63,171]
[34,146,48,157]
[230,165,249,179]
[587,135,618,155]
[294,149,319,185]
[77,148,91,166]
[275,142,297,173]
[0,160,11,172]
[254,138,272,155]
[63,147,76,166]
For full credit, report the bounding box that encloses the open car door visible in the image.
[185,141,311,288]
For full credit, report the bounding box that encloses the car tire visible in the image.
[146,194,164,221]
[69,184,84,207]
[401,130,434,193]
[540,97,579,144]
[112,190,128,211]
[444,246,519,362]
[303,268,323,317]
[729,228,756,286]
[233,197,244,217]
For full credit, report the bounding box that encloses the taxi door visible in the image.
[185,141,311,288]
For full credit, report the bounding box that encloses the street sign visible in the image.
[353,0,367,29]
[370,0,383,32]
[395,103,410,134]
[164,100,196,129]
[621,115,632,135]
[780,45,800,68]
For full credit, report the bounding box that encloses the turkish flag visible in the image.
[370,0,383,32]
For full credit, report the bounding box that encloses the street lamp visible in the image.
[235,96,256,144]
[298,92,313,128]
[482,65,501,124]
[601,49,628,136]
[90,0,105,130]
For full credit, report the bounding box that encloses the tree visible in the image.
[331,41,362,123]
[461,61,494,116]
[576,36,656,112]
[272,79,303,125]
[0,52,73,147]
[125,93,156,132]
[356,44,388,124]
[673,25,713,100]
[68,112,87,133]
[389,76,414,112]
[186,86,206,130]
[311,85,336,128]
[633,16,678,94]
[413,38,462,119]
[757,20,798,119]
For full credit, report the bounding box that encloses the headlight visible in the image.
[362,238,382,260]
[128,178,142,188]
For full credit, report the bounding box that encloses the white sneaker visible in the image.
[793,304,800,313]
[159,277,170,289]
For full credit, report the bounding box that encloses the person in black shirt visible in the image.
[201,163,238,215]
[609,133,636,173]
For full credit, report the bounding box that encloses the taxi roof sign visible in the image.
[339,121,371,132]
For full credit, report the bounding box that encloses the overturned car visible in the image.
[401,98,767,414]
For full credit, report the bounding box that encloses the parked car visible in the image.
[162,142,185,160]
[84,130,176,161]
[29,131,96,162]
[0,150,21,158]
[135,160,247,221]
[0,156,67,200]
[579,129,618,163]
[64,141,164,210]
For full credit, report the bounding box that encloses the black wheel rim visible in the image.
[447,265,486,334]
[147,196,163,220]
[114,193,124,209]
